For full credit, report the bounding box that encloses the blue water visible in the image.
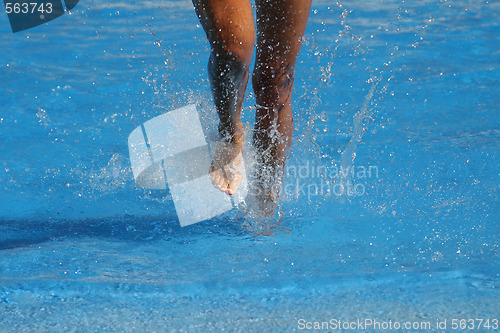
[1,0,499,331]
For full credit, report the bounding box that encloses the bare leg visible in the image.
[252,0,311,211]
[192,0,255,194]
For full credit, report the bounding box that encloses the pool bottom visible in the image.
[0,213,498,332]
[1,268,498,332]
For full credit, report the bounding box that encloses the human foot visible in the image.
[252,163,282,216]
[209,140,244,195]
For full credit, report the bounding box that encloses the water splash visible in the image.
[339,82,377,196]
[87,153,130,194]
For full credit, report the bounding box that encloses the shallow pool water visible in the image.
[1,0,499,331]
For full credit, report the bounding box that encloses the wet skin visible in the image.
[192,0,311,212]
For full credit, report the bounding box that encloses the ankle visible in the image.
[218,123,244,148]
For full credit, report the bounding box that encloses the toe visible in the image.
[215,170,232,193]
[227,171,242,195]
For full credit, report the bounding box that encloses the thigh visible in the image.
[192,0,255,58]
[255,0,311,69]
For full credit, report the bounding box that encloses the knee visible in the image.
[226,34,255,66]
[252,60,296,105]
[210,28,255,68]
[208,36,254,83]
